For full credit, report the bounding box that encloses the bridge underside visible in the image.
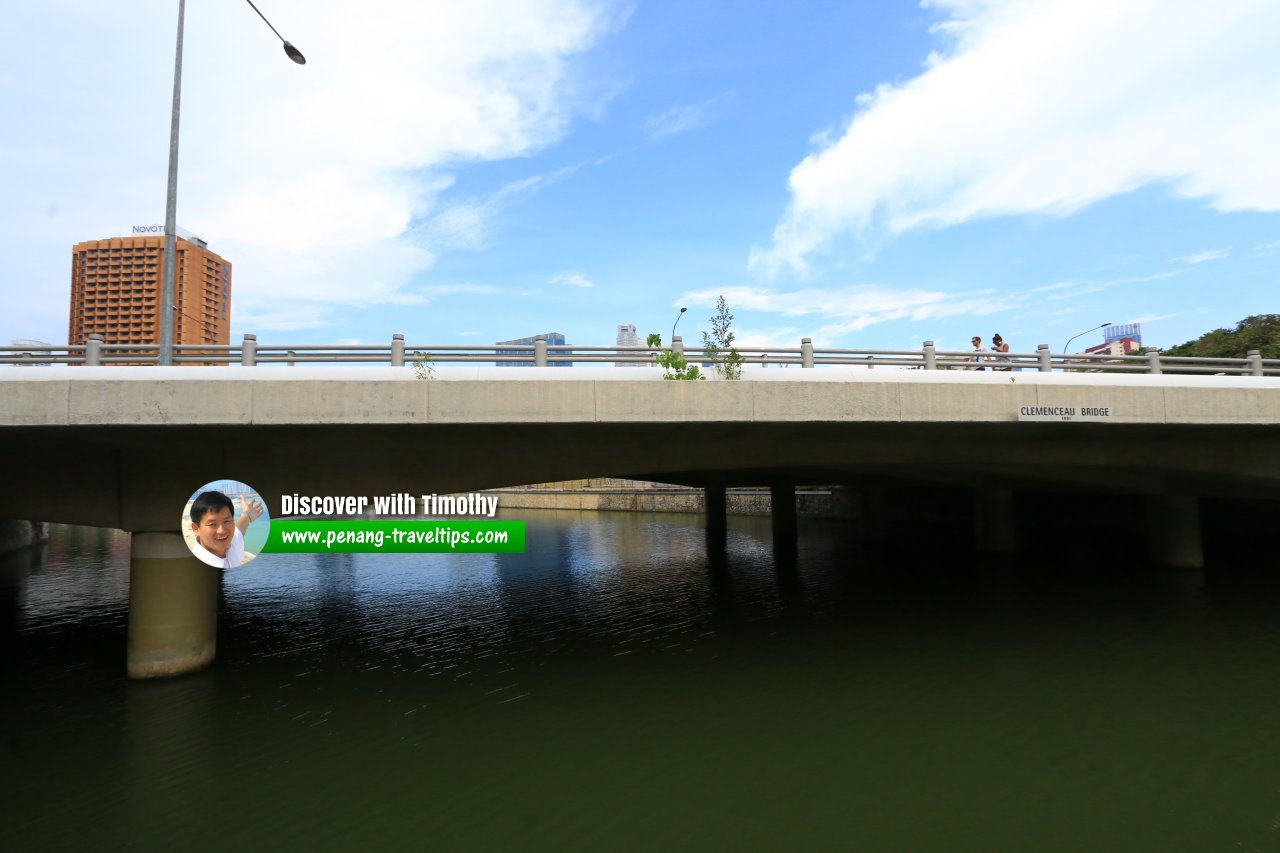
[4,420,1279,530]
[8,418,1279,680]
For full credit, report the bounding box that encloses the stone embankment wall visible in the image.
[485,481,853,518]
[0,519,49,555]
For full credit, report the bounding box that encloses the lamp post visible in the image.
[671,307,687,343]
[1063,322,1112,355]
[157,0,305,365]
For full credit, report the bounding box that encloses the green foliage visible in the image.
[1162,314,1280,359]
[646,333,703,380]
[701,295,744,379]
[412,351,436,380]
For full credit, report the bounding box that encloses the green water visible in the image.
[3,511,1279,850]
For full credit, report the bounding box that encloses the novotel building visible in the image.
[69,226,231,359]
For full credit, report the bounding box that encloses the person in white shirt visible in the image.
[189,490,263,568]
[967,336,988,370]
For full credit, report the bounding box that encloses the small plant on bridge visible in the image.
[646,333,703,380]
[702,295,744,379]
[412,351,436,380]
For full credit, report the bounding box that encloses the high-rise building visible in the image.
[69,227,231,355]
[615,323,644,367]
[496,332,572,366]
[1104,322,1142,347]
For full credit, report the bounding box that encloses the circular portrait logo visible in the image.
[182,479,270,568]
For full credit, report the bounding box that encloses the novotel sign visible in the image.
[127,224,207,247]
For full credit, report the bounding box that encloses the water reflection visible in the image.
[4,510,1280,849]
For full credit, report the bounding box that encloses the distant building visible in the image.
[1084,338,1141,356]
[69,226,231,360]
[1105,322,1142,347]
[615,323,644,367]
[496,332,572,367]
[8,339,53,366]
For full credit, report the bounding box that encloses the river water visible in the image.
[3,510,1279,850]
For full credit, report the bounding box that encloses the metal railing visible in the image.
[2,334,1277,376]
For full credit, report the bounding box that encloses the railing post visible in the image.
[391,333,405,367]
[1247,349,1263,376]
[287,350,296,367]
[672,335,684,358]
[801,337,814,368]
[241,333,257,367]
[1037,344,1052,373]
[534,334,548,367]
[1147,349,1162,375]
[922,340,937,371]
[86,333,104,367]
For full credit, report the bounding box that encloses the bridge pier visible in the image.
[1146,495,1204,569]
[853,481,888,541]
[704,484,727,551]
[974,487,1016,553]
[771,482,797,546]
[127,532,219,679]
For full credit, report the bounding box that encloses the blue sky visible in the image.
[3,0,1278,355]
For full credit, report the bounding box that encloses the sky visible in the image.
[3,0,1279,356]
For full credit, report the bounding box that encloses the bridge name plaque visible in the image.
[1018,405,1114,422]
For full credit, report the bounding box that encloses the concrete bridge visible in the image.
[4,367,1279,678]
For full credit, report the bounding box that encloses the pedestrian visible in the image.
[968,336,987,370]
[991,333,1011,371]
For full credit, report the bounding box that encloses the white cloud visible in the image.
[0,0,622,337]
[732,328,801,349]
[416,165,585,253]
[1173,249,1229,264]
[754,0,1280,273]
[642,97,725,142]
[1130,313,1179,324]
[1039,270,1185,303]
[550,271,594,288]
[677,284,1018,344]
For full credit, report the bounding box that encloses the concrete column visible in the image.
[922,340,937,371]
[1147,349,1163,375]
[771,482,797,545]
[974,487,1016,553]
[856,482,888,541]
[1247,349,1263,377]
[127,532,219,679]
[705,484,727,550]
[241,333,257,367]
[391,333,405,367]
[534,334,548,367]
[1146,495,1203,569]
[1037,344,1052,372]
[801,338,814,368]
[672,335,684,357]
[85,333,104,366]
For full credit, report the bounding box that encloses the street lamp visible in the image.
[158,0,305,366]
[671,307,687,342]
[1063,322,1112,355]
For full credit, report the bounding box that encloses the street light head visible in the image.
[1102,321,1113,327]
[283,41,306,64]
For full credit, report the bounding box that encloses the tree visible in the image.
[646,333,703,380]
[1162,314,1280,359]
[701,295,744,379]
